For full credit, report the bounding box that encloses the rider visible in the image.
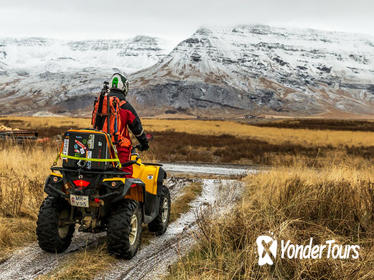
[108,73,149,176]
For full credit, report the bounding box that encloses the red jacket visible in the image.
[110,89,147,176]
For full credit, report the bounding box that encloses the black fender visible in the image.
[103,178,145,204]
[44,175,67,198]
[107,178,151,224]
[157,168,167,196]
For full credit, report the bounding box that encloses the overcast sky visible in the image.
[1,0,373,42]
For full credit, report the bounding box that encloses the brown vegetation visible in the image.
[38,242,115,280]
[142,119,374,148]
[0,218,36,262]
[167,160,374,279]
[147,130,374,167]
[0,140,57,260]
[1,117,374,279]
[3,116,374,147]
[6,116,374,167]
[0,117,83,137]
[170,182,202,223]
[250,118,374,132]
[1,117,374,167]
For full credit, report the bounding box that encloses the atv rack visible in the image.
[50,166,130,176]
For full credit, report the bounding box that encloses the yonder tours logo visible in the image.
[256,234,278,265]
[256,234,360,266]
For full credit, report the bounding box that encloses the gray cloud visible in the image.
[0,0,373,40]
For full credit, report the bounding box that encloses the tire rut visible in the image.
[0,177,189,280]
[0,231,105,280]
[96,179,243,280]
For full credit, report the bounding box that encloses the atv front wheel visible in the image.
[148,185,170,235]
[36,196,75,253]
[107,199,142,259]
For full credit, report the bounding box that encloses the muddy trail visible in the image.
[97,179,243,280]
[161,163,254,176]
[0,164,252,280]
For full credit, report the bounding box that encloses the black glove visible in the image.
[136,132,149,151]
[138,142,149,151]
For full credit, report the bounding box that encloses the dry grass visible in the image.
[0,141,56,217]
[251,118,374,132]
[1,117,374,279]
[37,243,116,280]
[141,129,374,167]
[170,182,203,223]
[0,116,90,131]
[0,217,36,261]
[0,140,58,258]
[1,116,374,168]
[2,116,374,147]
[167,160,374,280]
[142,119,374,148]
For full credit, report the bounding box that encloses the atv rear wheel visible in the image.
[148,185,170,235]
[36,196,75,253]
[107,199,142,259]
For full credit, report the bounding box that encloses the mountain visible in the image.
[0,36,173,114]
[0,25,374,117]
[129,25,374,117]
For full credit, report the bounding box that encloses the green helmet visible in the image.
[110,73,129,95]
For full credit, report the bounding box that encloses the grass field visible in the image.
[2,116,374,147]
[250,118,374,132]
[1,116,374,167]
[167,160,374,279]
[0,116,374,279]
[0,140,56,260]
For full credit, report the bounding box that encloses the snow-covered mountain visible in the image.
[130,25,374,116]
[0,25,374,116]
[0,36,172,74]
[0,36,173,114]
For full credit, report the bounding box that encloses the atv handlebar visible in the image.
[121,160,140,167]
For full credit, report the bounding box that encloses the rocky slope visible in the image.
[0,25,373,117]
[129,25,374,116]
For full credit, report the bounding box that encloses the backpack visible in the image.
[91,84,131,148]
[61,129,119,170]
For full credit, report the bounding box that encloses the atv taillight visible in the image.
[73,180,90,188]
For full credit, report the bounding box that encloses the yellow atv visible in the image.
[36,129,170,259]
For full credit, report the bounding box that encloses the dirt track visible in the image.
[0,165,250,280]
[97,179,243,280]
